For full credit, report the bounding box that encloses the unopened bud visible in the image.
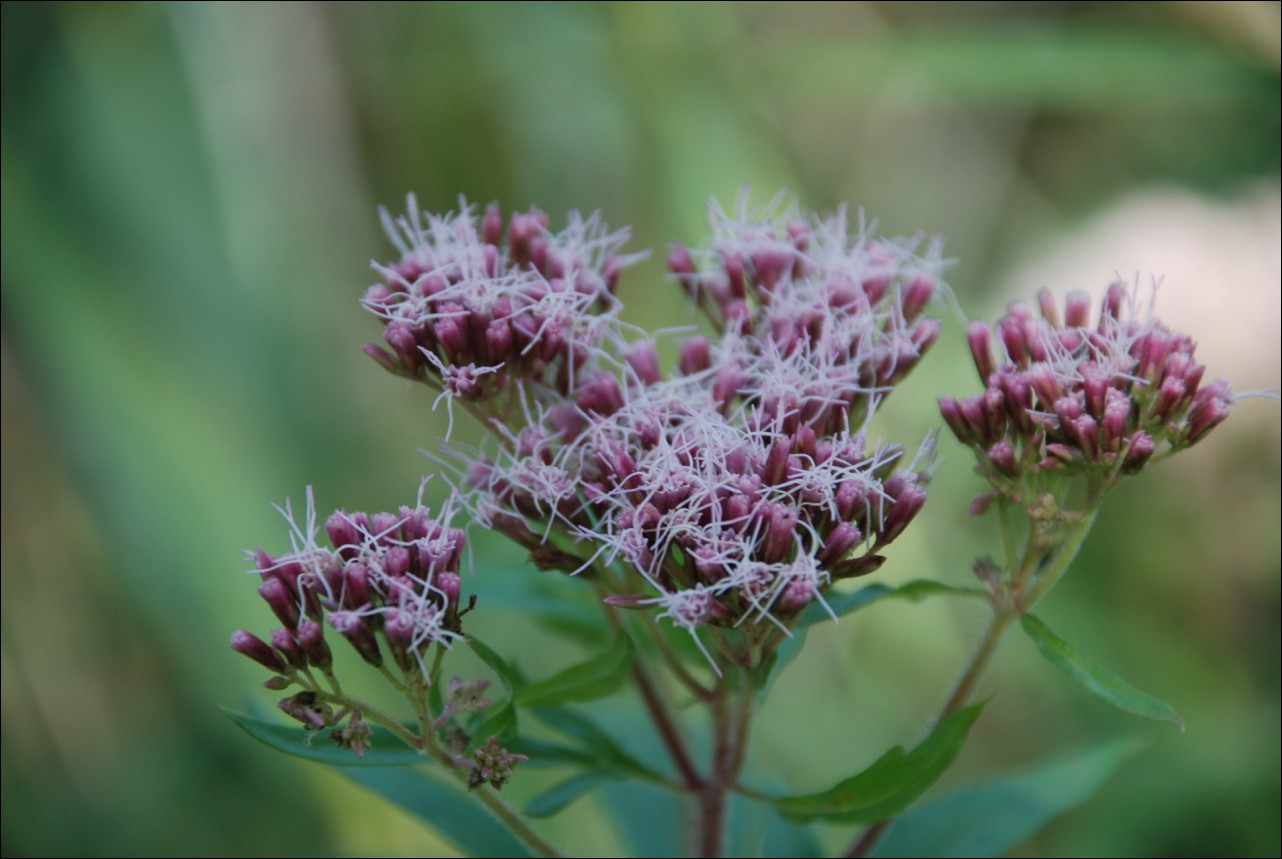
[231,630,286,673]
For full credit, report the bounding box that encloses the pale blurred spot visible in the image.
[1001,183,1280,400]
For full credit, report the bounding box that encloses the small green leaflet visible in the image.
[771,703,985,823]
[514,634,634,709]
[795,580,986,630]
[1020,614,1184,729]
[523,770,614,818]
[342,766,538,858]
[870,739,1145,857]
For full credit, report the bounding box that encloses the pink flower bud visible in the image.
[1122,431,1156,473]
[678,336,711,375]
[272,627,307,670]
[482,202,503,245]
[819,522,863,565]
[667,243,695,276]
[939,396,970,443]
[1064,290,1091,327]
[231,630,286,673]
[969,323,999,384]
[624,340,662,385]
[297,621,332,669]
[987,441,1019,477]
[326,512,361,558]
[258,577,300,629]
[1037,288,1061,328]
[1101,280,1126,323]
[342,562,372,610]
[329,612,382,667]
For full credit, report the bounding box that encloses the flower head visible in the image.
[942,280,1232,495]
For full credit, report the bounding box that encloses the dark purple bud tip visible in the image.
[1122,431,1156,474]
[667,243,695,276]
[231,630,286,673]
[297,621,333,670]
[258,576,300,629]
[987,441,1019,478]
[272,627,308,670]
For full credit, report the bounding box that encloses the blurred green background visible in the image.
[2,2,1278,856]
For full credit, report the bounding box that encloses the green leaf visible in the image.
[532,707,663,781]
[602,780,685,857]
[762,807,823,858]
[796,580,985,630]
[524,770,614,818]
[1020,614,1184,730]
[772,704,985,823]
[469,635,526,692]
[471,698,519,746]
[505,737,598,769]
[514,635,635,709]
[341,767,538,858]
[221,707,425,768]
[871,739,1145,857]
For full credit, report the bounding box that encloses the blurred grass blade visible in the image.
[772,704,985,823]
[524,771,613,818]
[514,634,634,708]
[796,580,986,629]
[342,767,537,858]
[221,707,424,767]
[870,739,1145,857]
[1021,615,1184,729]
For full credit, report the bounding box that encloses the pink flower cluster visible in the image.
[433,195,946,652]
[941,281,1232,494]
[232,486,467,683]
[360,196,645,436]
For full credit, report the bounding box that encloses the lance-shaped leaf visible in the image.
[524,770,615,818]
[514,634,634,709]
[222,707,424,767]
[796,580,986,630]
[1020,614,1184,730]
[771,704,985,823]
[870,739,1145,857]
[342,766,539,858]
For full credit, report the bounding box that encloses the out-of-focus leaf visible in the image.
[771,704,985,823]
[870,739,1145,857]
[221,707,424,767]
[524,770,614,818]
[796,580,986,629]
[1021,614,1184,729]
[469,635,526,692]
[471,698,519,746]
[342,766,538,858]
[505,737,598,769]
[514,634,634,708]
[762,806,823,858]
[532,707,663,781]
[602,780,685,858]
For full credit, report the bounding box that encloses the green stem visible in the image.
[416,731,566,858]
[846,502,1102,859]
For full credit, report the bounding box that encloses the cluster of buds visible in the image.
[453,195,942,656]
[360,196,645,436]
[466,737,528,791]
[668,194,944,431]
[941,281,1232,496]
[231,485,468,688]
